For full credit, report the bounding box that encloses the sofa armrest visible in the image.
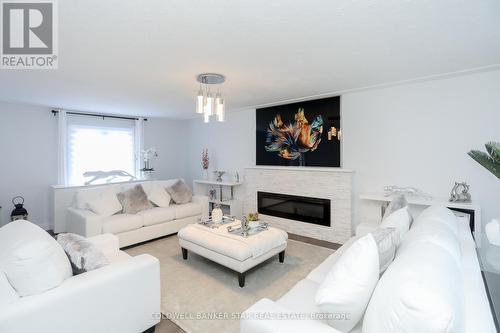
[87,234,120,255]
[66,207,104,237]
[241,298,342,333]
[0,254,161,333]
[192,195,209,219]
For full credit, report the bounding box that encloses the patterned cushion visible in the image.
[371,227,400,273]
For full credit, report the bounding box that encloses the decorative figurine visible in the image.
[383,185,432,199]
[449,181,471,202]
[240,216,249,231]
[83,170,136,185]
[211,204,223,223]
[213,170,225,182]
[208,188,217,201]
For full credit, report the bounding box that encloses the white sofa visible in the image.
[0,229,161,333]
[66,179,209,247]
[241,207,496,333]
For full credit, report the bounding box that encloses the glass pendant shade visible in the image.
[196,88,204,114]
[205,92,214,116]
[203,111,210,123]
[216,98,225,122]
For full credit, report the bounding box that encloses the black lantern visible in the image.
[11,196,28,221]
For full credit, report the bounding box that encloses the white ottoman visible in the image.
[178,223,288,287]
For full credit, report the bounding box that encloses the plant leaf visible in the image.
[468,147,500,179]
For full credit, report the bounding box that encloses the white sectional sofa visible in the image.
[0,222,160,333]
[241,206,496,333]
[66,179,209,247]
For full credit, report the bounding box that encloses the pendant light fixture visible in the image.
[195,73,225,123]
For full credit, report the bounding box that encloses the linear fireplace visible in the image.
[257,191,331,227]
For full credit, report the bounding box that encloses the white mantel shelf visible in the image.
[245,166,354,173]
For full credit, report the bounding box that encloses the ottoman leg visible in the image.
[181,248,188,260]
[238,272,245,288]
[279,250,285,263]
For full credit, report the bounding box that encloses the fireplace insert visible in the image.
[257,191,331,227]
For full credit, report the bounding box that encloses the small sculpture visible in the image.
[240,216,249,231]
[449,181,471,202]
[383,185,432,199]
[211,204,223,223]
[213,170,225,182]
[208,188,217,201]
[83,170,136,185]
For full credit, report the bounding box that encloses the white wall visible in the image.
[0,102,188,229]
[0,102,57,229]
[185,109,255,186]
[342,70,500,227]
[143,117,190,181]
[186,69,500,232]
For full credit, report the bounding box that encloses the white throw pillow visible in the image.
[363,242,464,333]
[396,221,461,264]
[87,188,122,216]
[379,206,410,241]
[147,185,171,208]
[315,233,380,332]
[0,220,72,296]
[414,205,459,237]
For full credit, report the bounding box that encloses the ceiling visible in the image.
[1,0,500,118]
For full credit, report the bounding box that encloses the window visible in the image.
[60,113,141,185]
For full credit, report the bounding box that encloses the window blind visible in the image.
[66,114,137,185]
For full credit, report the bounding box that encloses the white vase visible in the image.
[202,169,208,180]
[212,206,223,223]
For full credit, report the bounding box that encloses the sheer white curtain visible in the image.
[57,112,142,185]
[57,109,68,185]
[134,118,144,176]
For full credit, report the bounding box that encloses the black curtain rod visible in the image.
[51,110,148,121]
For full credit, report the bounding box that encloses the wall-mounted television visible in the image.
[256,96,341,167]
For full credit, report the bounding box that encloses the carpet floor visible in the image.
[125,234,334,333]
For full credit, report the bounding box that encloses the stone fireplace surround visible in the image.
[244,166,353,244]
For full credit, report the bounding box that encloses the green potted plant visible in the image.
[468,141,500,179]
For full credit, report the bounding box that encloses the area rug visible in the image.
[125,235,334,333]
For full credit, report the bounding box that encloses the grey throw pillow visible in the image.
[166,180,193,204]
[56,233,109,275]
[383,194,408,219]
[117,184,153,214]
[371,227,400,274]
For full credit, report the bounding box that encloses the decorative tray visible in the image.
[226,221,269,237]
[198,216,235,229]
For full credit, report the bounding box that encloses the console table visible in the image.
[193,180,243,217]
[359,192,482,246]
